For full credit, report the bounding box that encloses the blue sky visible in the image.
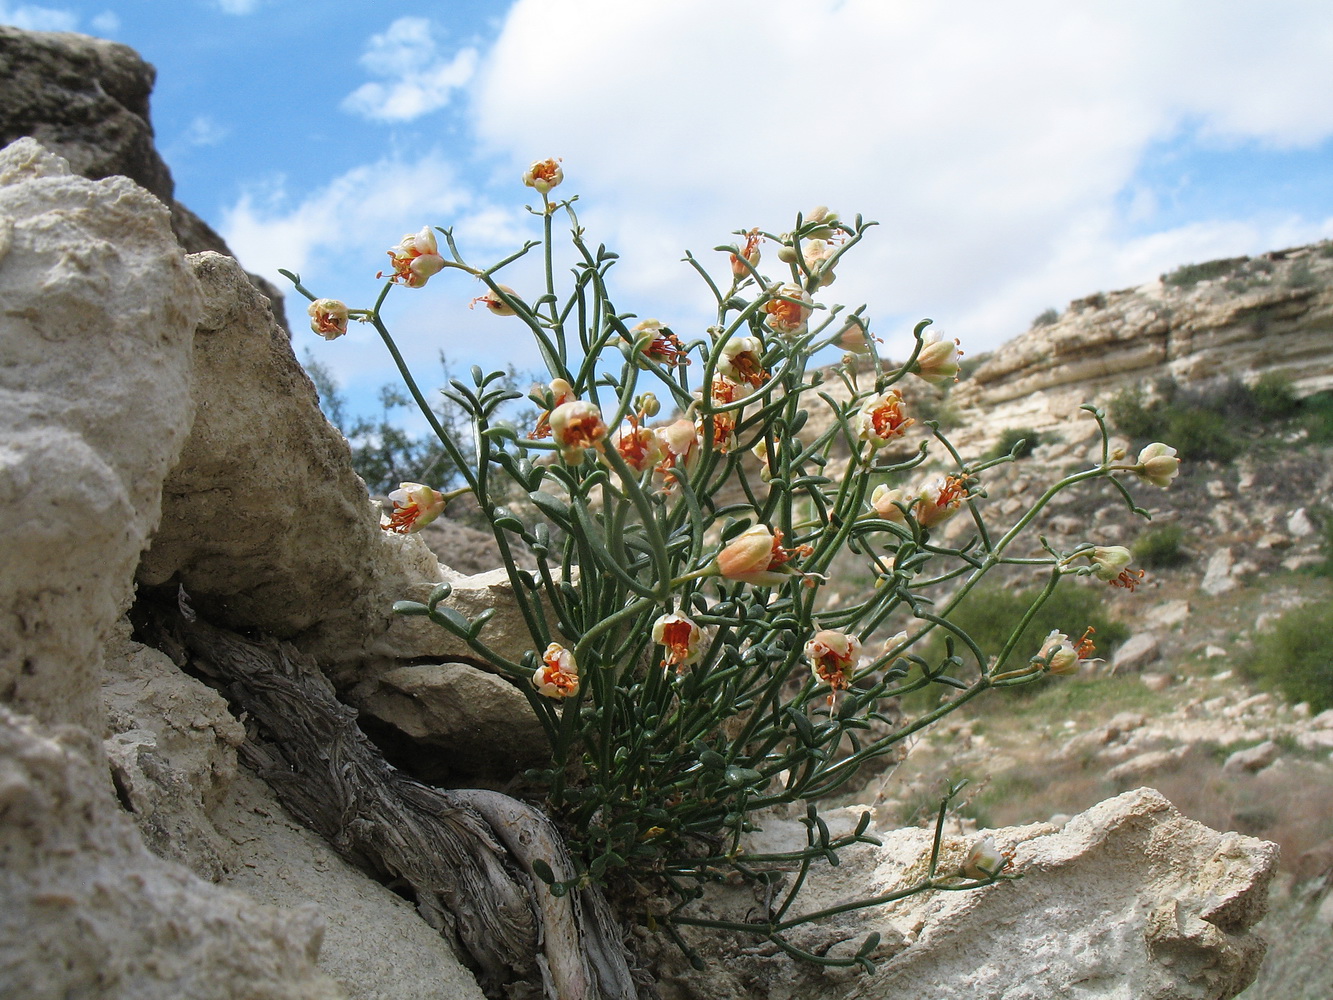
[6,0,1333,423]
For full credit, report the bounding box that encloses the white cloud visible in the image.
[215,0,260,14]
[342,17,478,122]
[0,2,78,30]
[466,0,1333,355]
[89,10,118,33]
[182,115,229,147]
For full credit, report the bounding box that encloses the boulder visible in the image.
[0,25,287,326]
[0,137,199,730]
[1222,741,1281,775]
[1113,632,1161,673]
[658,788,1277,1000]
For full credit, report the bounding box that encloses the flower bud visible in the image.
[911,332,963,386]
[962,836,1007,879]
[1135,442,1180,488]
[638,392,660,418]
[717,524,807,586]
[870,485,909,522]
[307,299,349,340]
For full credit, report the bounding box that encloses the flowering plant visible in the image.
[283,166,1176,969]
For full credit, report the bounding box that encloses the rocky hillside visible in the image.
[951,244,1333,444]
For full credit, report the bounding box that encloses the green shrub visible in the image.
[1163,257,1249,288]
[1251,372,1301,420]
[1298,390,1333,444]
[1132,524,1189,568]
[986,427,1042,461]
[1245,598,1333,713]
[930,582,1130,677]
[1031,307,1059,328]
[1162,407,1242,462]
[1107,386,1164,440]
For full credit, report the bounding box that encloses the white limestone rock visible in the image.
[0,705,345,1000]
[0,137,200,731]
[659,788,1277,1000]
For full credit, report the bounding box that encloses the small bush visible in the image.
[1162,408,1242,462]
[1298,390,1333,444]
[1251,372,1301,420]
[936,583,1130,673]
[1031,307,1060,328]
[987,427,1042,461]
[1107,387,1164,440]
[1163,257,1249,288]
[1132,524,1189,568]
[1244,598,1333,713]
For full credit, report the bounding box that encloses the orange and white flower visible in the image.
[717,524,810,586]
[804,205,839,240]
[763,284,813,337]
[1034,627,1096,676]
[307,299,349,340]
[802,238,838,288]
[381,227,445,288]
[652,613,704,671]
[730,228,762,278]
[624,319,689,368]
[653,418,702,485]
[914,475,972,528]
[1087,546,1145,590]
[962,836,1009,879]
[611,415,666,474]
[523,157,563,194]
[696,376,753,452]
[911,331,963,386]
[718,335,768,388]
[1135,442,1180,488]
[549,400,607,462]
[855,389,914,448]
[469,284,519,316]
[870,484,910,522]
[805,629,862,693]
[533,642,579,698]
[532,377,575,439]
[380,482,447,534]
[837,317,880,355]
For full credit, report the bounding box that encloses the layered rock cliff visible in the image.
[952,244,1333,438]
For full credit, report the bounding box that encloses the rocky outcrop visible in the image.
[952,244,1333,440]
[658,788,1277,1000]
[0,137,198,731]
[0,25,286,327]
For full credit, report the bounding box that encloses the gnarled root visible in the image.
[146,605,636,1000]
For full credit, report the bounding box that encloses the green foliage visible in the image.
[1251,372,1301,420]
[1105,374,1331,462]
[1132,524,1189,568]
[1031,307,1059,328]
[931,582,1130,675]
[1163,256,1249,288]
[986,427,1042,462]
[290,180,1168,963]
[1297,390,1333,444]
[1244,598,1333,713]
